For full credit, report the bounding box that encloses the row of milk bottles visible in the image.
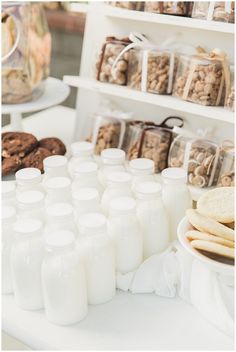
[2,142,192,326]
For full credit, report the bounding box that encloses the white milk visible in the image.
[78,213,116,305]
[15,168,44,194]
[162,168,192,241]
[43,155,70,184]
[107,197,143,274]
[42,231,88,326]
[11,219,44,310]
[2,181,16,207]
[45,202,77,235]
[98,148,126,187]
[72,162,103,196]
[128,158,155,192]
[2,206,16,294]
[16,190,45,223]
[44,176,72,205]
[72,187,102,224]
[68,141,94,178]
[136,182,170,259]
[101,171,132,215]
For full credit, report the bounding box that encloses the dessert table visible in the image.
[1,106,234,350]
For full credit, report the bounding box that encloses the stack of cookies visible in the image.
[186,187,234,264]
[2,132,66,176]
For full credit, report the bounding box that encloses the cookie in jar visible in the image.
[109,2,144,11]
[192,2,234,23]
[225,66,234,111]
[217,144,234,187]
[121,121,146,160]
[145,2,192,16]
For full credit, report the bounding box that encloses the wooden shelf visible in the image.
[64,76,234,124]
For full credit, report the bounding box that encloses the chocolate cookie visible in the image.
[39,137,66,155]
[22,147,51,172]
[2,132,38,158]
[2,156,22,176]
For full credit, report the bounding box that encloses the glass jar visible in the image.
[42,231,88,326]
[162,168,192,241]
[2,205,16,294]
[11,218,44,310]
[45,177,72,205]
[2,181,16,207]
[98,148,126,187]
[77,213,116,305]
[101,171,132,215]
[121,121,146,160]
[43,155,70,183]
[72,161,104,196]
[173,54,226,106]
[68,141,94,178]
[225,66,234,111]
[15,168,44,194]
[45,202,77,235]
[144,2,192,16]
[109,2,145,11]
[108,196,143,273]
[192,2,234,23]
[16,190,45,222]
[72,188,102,224]
[128,158,155,191]
[217,147,234,187]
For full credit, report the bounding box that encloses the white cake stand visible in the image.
[2,77,70,131]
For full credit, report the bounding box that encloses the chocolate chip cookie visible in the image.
[2,132,38,158]
[22,147,51,172]
[39,137,66,155]
[2,156,22,176]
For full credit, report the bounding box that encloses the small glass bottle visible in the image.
[77,213,116,305]
[135,182,170,259]
[108,196,143,273]
[15,168,44,194]
[43,155,70,184]
[68,141,94,178]
[45,202,77,235]
[98,148,126,187]
[2,181,16,207]
[72,162,103,196]
[2,205,17,294]
[128,158,155,192]
[16,190,45,223]
[72,187,102,224]
[44,177,72,205]
[162,168,192,241]
[101,171,132,215]
[11,218,44,310]
[42,231,88,326]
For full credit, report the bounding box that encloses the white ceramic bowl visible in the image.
[177,216,234,276]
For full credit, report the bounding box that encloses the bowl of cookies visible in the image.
[177,187,234,276]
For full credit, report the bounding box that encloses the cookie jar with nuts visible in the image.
[225,66,234,111]
[192,2,234,23]
[217,146,234,187]
[96,37,130,85]
[173,53,228,106]
[127,48,178,94]
[108,2,144,11]
[121,121,146,160]
[168,130,222,188]
[2,3,51,104]
[144,2,193,16]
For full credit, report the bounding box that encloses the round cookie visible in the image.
[186,230,234,248]
[2,156,22,176]
[191,240,234,259]
[197,187,234,224]
[2,132,38,158]
[22,147,51,172]
[39,137,66,156]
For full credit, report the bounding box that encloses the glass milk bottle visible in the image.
[2,205,16,294]
[78,213,116,305]
[98,148,126,187]
[129,158,155,191]
[108,197,143,273]
[43,155,70,184]
[68,141,94,178]
[16,190,45,223]
[42,231,88,326]
[45,177,72,205]
[15,168,44,194]
[11,219,44,310]
[136,182,170,259]
[45,202,77,235]
[72,187,101,222]
[72,162,103,196]
[162,168,192,241]
[101,171,132,215]
[2,181,16,207]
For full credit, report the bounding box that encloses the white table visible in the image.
[2,106,234,350]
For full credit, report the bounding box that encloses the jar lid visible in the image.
[43,155,68,169]
[46,202,74,222]
[45,177,71,191]
[2,181,15,198]
[74,162,98,176]
[2,205,16,222]
[135,182,162,200]
[13,218,43,235]
[101,148,125,165]
[107,171,132,185]
[162,168,187,184]
[15,168,41,185]
[129,158,155,175]
[17,190,45,208]
[78,212,107,235]
[45,230,75,248]
[109,196,136,214]
[72,187,99,202]
[71,141,94,157]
